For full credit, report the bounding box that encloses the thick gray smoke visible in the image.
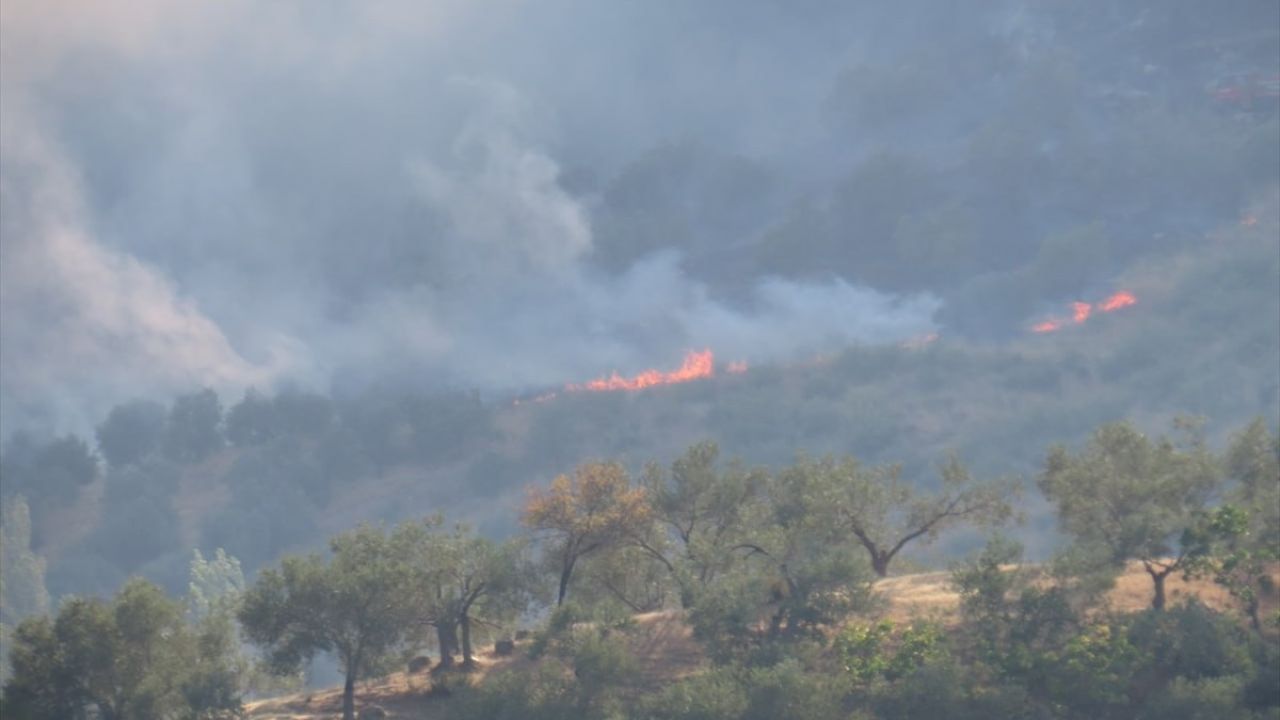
[0,0,944,435]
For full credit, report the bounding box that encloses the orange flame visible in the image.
[726,360,749,374]
[1072,302,1092,324]
[1032,290,1137,335]
[567,349,715,392]
[1032,319,1062,334]
[1099,291,1136,312]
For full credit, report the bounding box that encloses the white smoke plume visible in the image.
[1,0,938,436]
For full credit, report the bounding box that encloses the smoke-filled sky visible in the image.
[0,0,960,434]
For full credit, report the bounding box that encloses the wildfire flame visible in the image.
[567,349,715,392]
[1072,302,1092,324]
[1032,319,1062,334]
[1098,291,1136,312]
[1031,290,1137,334]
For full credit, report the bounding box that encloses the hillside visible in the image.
[10,193,1273,603]
[243,562,1280,720]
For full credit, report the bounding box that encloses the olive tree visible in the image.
[239,524,416,720]
[791,453,1016,577]
[1039,421,1221,610]
[521,461,652,606]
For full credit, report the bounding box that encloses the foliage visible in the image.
[163,389,224,463]
[641,442,767,607]
[1,578,241,720]
[786,452,1016,577]
[451,662,583,720]
[187,548,245,623]
[642,665,750,720]
[522,460,653,605]
[0,496,50,684]
[1184,420,1280,630]
[95,400,167,469]
[399,519,534,668]
[0,434,98,511]
[1039,421,1222,609]
[238,524,417,720]
[0,497,49,628]
[683,460,877,661]
[834,619,948,684]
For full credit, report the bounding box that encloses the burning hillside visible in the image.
[1032,290,1138,334]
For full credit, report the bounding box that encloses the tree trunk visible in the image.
[1148,568,1169,610]
[436,623,458,669]
[1247,596,1261,632]
[557,554,577,606]
[768,607,786,639]
[460,613,474,667]
[342,668,357,720]
[871,551,890,578]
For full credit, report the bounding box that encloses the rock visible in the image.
[494,639,515,656]
[407,655,432,674]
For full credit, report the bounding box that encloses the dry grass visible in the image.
[875,560,1280,625]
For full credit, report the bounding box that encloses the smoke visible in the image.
[0,0,939,436]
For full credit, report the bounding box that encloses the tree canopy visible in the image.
[1039,421,1222,609]
[238,524,417,720]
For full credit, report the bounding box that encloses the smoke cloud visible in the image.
[0,0,940,435]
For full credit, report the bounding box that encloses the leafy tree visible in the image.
[570,544,671,615]
[748,465,876,639]
[641,665,750,720]
[1184,505,1276,632]
[641,441,767,606]
[1188,420,1280,632]
[1039,421,1222,610]
[789,453,1015,577]
[0,497,49,628]
[238,524,416,720]
[163,389,224,463]
[692,463,873,652]
[0,436,98,521]
[834,619,949,685]
[401,520,532,668]
[187,548,245,623]
[951,536,1079,685]
[1,496,50,683]
[2,578,241,720]
[95,400,167,469]
[1222,418,1280,554]
[521,461,652,606]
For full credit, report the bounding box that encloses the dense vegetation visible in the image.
[2,419,1277,719]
